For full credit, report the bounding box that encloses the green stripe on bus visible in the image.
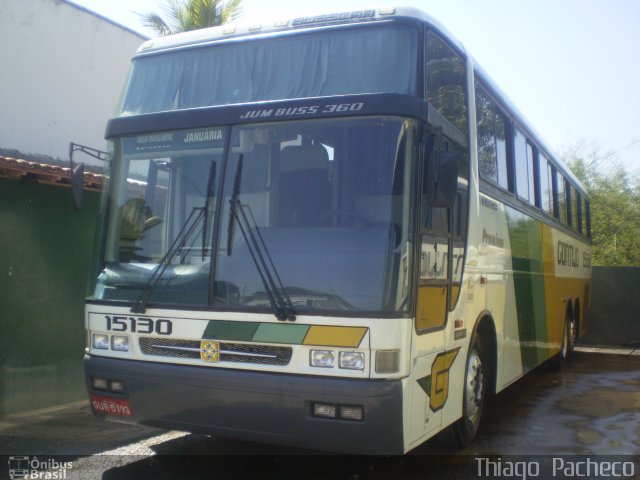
[507,208,548,371]
[202,320,259,341]
[252,323,310,344]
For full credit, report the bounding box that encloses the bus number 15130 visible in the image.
[105,315,173,335]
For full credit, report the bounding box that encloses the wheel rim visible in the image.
[569,319,576,352]
[561,320,573,359]
[464,348,484,428]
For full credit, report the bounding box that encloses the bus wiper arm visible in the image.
[227,156,296,322]
[131,206,205,314]
[202,161,216,260]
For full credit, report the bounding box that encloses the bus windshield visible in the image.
[96,116,416,315]
[120,25,418,115]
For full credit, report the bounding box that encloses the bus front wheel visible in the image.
[438,335,487,448]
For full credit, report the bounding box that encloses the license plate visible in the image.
[90,395,133,416]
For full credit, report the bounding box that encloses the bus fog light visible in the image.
[110,380,125,393]
[339,405,364,421]
[339,351,365,370]
[313,403,336,418]
[310,350,334,368]
[92,377,108,390]
[375,350,400,373]
[111,335,129,352]
[93,334,109,350]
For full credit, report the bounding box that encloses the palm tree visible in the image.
[139,0,242,36]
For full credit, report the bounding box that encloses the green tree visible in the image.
[140,0,242,36]
[564,144,640,266]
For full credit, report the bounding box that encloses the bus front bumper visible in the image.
[84,354,404,455]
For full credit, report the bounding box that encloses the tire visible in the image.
[438,336,487,448]
[547,317,574,371]
[568,316,576,355]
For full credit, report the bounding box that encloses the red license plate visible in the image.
[90,395,133,416]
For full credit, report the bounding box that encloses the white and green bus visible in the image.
[84,7,592,454]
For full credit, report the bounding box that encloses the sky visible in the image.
[70,0,640,175]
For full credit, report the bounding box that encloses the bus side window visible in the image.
[426,32,467,135]
[570,186,579,232]
[539,154,553,215]
[576,192,583,234]
[584,199,592,238]
[475,84,509,190]
[556,172,568,225]
[514,129,536,205]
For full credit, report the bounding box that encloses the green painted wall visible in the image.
[0,178,100,415]
[580,266,640,347]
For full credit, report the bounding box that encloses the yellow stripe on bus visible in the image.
[302,326,367,348]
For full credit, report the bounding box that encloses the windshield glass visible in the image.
[96,117,416,315]
[121,25,417,115]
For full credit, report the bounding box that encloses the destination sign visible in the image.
[123,127,225,155]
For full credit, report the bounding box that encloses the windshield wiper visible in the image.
[131,206,205,314]
[202,161,217,260]
[227,155,296,321]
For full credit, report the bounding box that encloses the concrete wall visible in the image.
[580,266,640,347]
[0,178,100,415]
[0,0,145,164]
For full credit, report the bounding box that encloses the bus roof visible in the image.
[135,7,464,56]
[133,6,585,194]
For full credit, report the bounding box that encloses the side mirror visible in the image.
[71,162,84,210]
[425,150,459,208]
[69,142,108,210]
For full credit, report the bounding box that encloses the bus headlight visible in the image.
[310,350,334,368]
[111,335,129,352]
[93,334,109,350]
[339,351,365,370]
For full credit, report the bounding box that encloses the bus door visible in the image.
[408,135,455,444]
[409,136,468,444]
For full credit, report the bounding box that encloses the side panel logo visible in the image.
[417,348,461,412]
[200,341,220,363]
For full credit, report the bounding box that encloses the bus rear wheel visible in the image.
[547,317,574,371]
[438,336,487,448]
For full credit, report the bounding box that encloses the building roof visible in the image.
[63,0,149,41]
[0,155,103,192]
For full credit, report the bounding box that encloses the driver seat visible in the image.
[278,144,331,227]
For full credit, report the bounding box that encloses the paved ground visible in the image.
[1,350,639,479]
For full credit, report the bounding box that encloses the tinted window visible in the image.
[584,200,592,238]
[122,25,418,115]
[570,186,579,231]
[556,172,568,224]
[539,154,553,214]
[427,32,467,135]
[475,85,508,189]
[515,129,535,205]
[581,196,588,236]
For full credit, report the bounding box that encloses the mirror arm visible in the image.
[68,142,108,210]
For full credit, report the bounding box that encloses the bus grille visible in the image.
[138,337,292,366]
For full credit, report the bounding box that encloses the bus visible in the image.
[83,7,592,454]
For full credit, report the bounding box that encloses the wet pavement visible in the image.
[1,351,638,478]
[436,349,640,456]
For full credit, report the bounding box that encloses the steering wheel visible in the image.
[316,210,372,227]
